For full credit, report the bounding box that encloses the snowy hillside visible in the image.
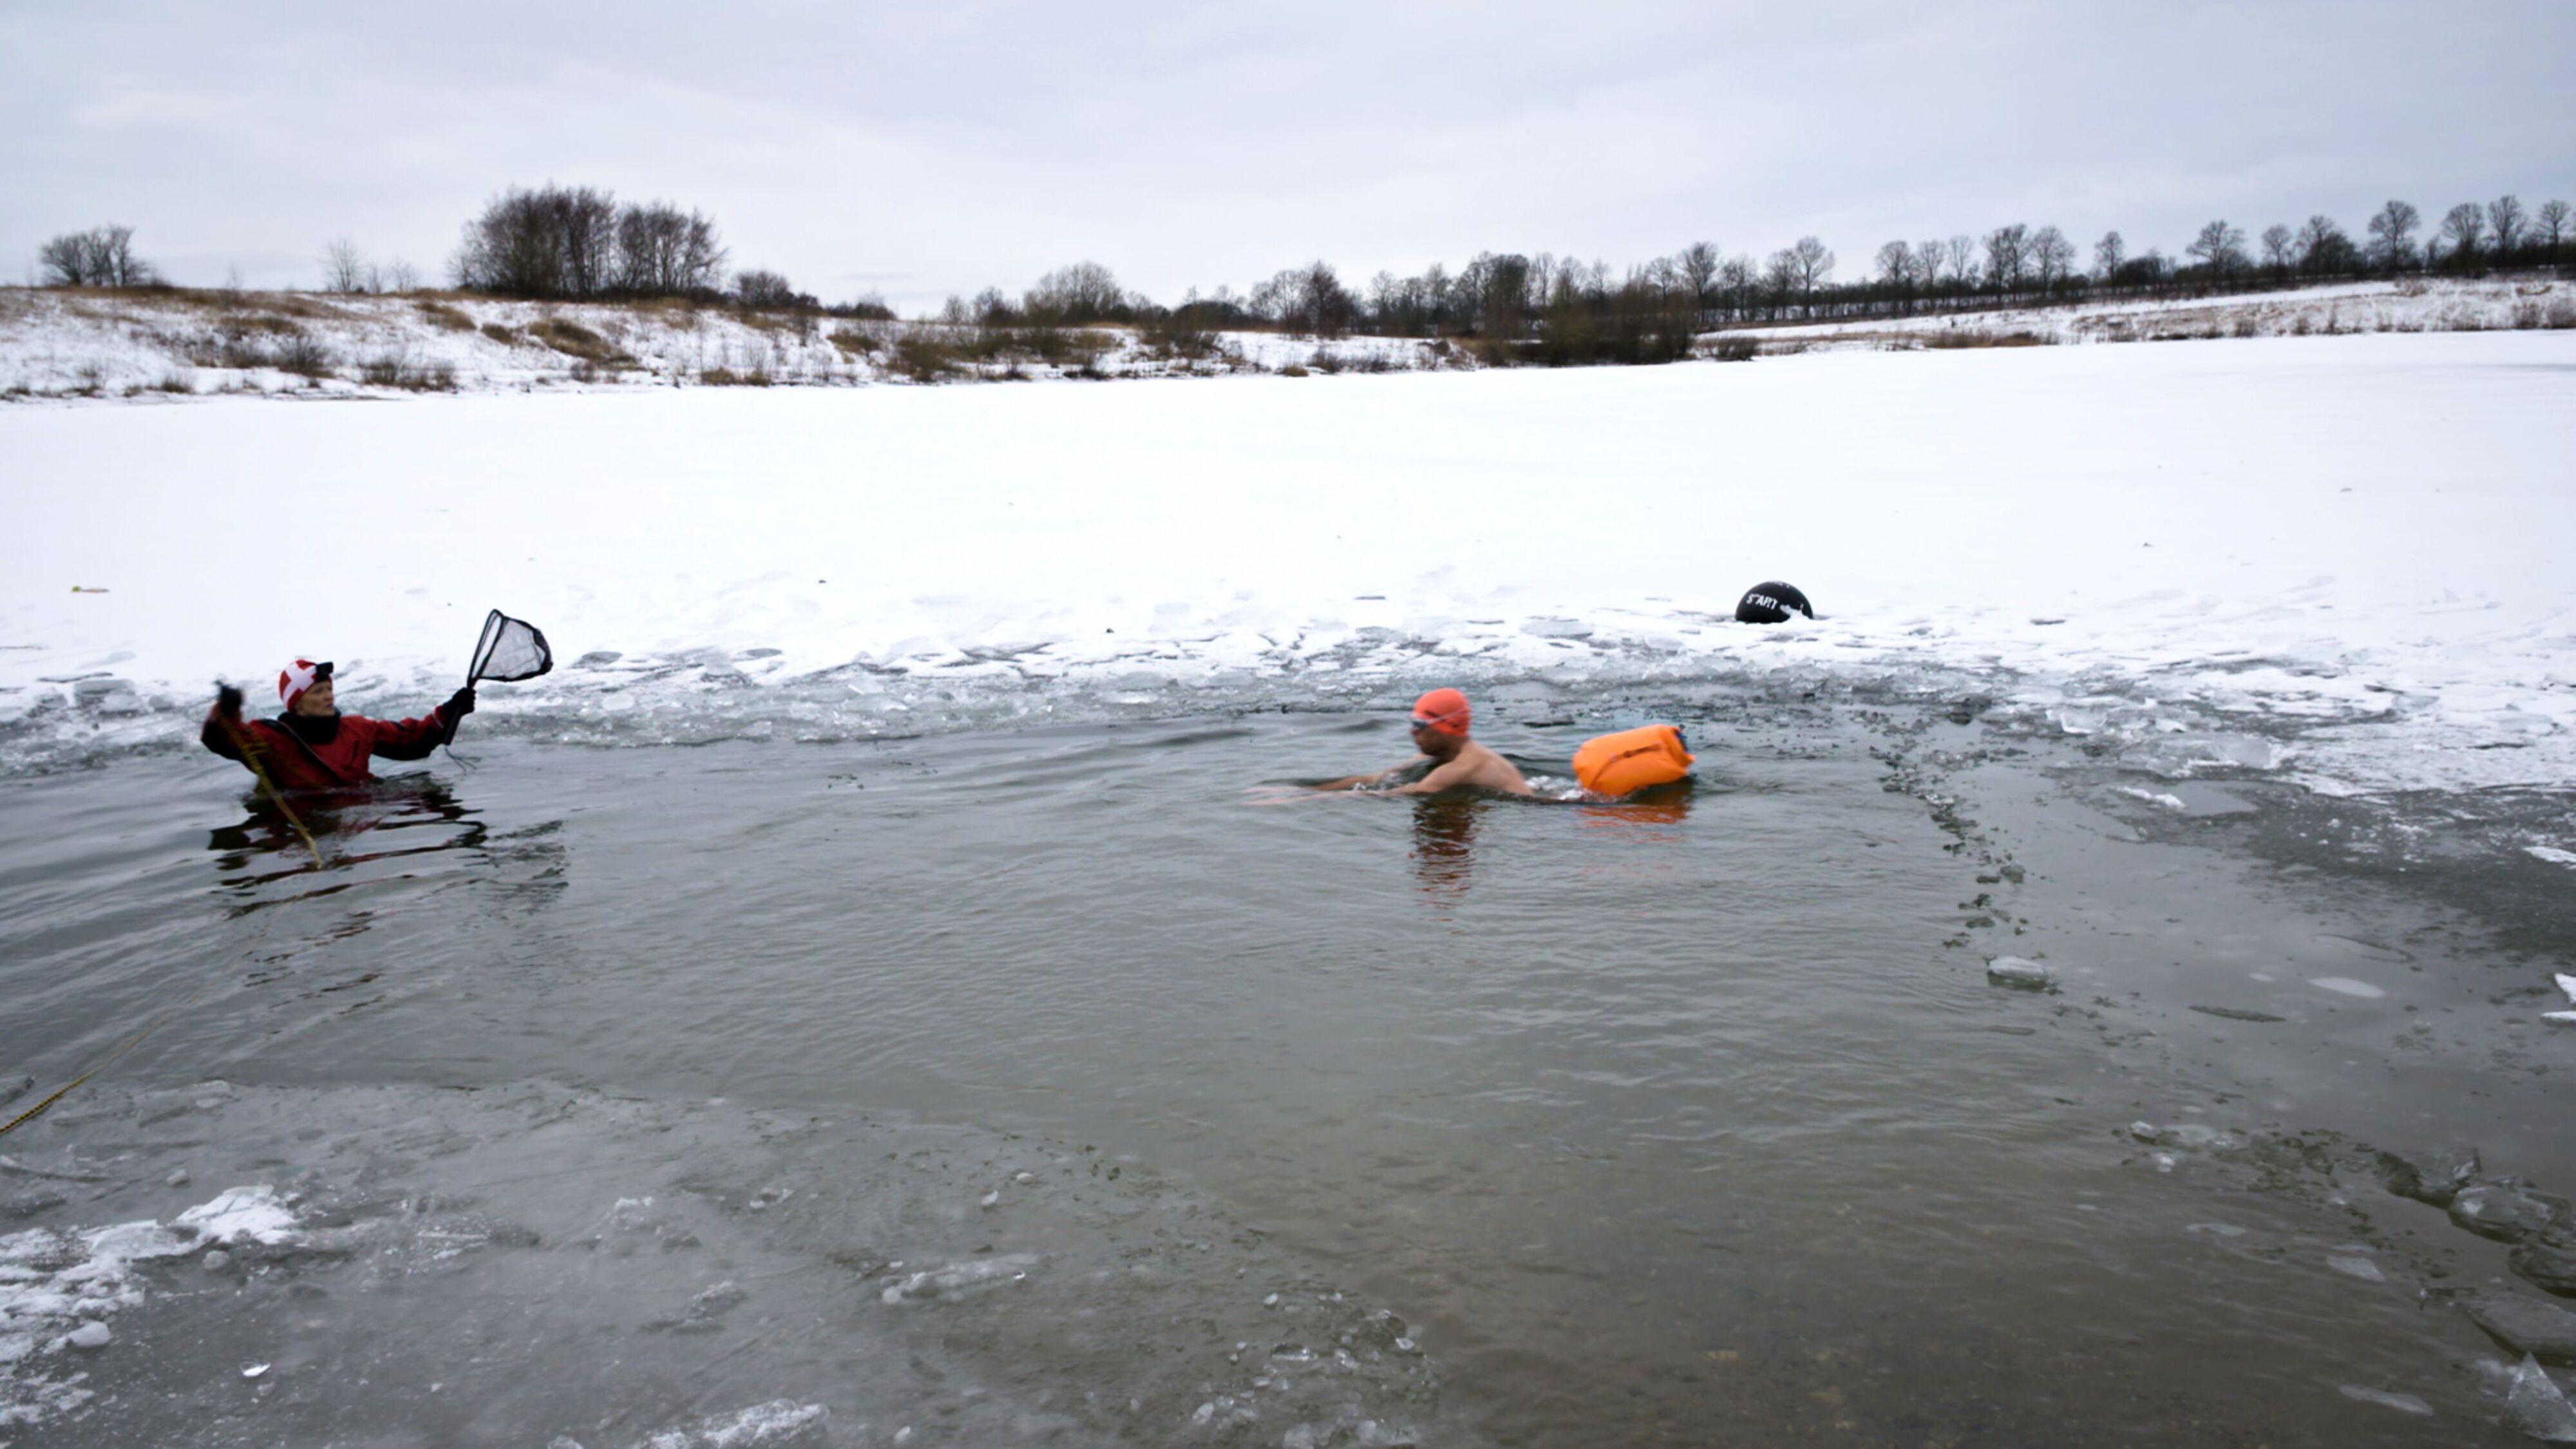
[0,287,1444,400]
[2,276,2565,403]
[1738,274,2574,349]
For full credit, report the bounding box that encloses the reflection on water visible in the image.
[1408,797,1479,911]
[1574,777,1696,830]
[207,779,488,892]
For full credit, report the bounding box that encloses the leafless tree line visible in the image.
[449,184,730,300]
[35,225,160,287]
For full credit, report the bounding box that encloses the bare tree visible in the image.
[1911,238,1946,292]
[321,237,372,292]
[1982,223,2029,292]
[2438,202,2485,262]
[1678,241,1719,325]
[2187,220,2248,276]
[2487,194,2526,256]
[2296,215,2354,274]
[2366,200,2421,269]
[37,225,158,287]
[1298,260,1358,337]
[2537,199,2573,260]
[1759,249,1800,318]
[2259,224,2295,275]
[383,260,420,292]
[1715,254,1756,323]
[2092,229,2125,280]
[732,269,810,309]
[2029,226,2075,292]
[615,202,726,296]
[453,184,620,297]
[1943,235,1976,289]
[1874,239,1915,290]
[1025,260,1126,323]
[1784,236,1833,314]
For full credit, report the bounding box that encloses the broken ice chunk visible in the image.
[1984,956,2056,992]
[2468,1292,2576,1365]
[878,1254,1039,1305]
[2508,1355,2576,1442]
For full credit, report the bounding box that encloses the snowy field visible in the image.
[3,328,2572,810]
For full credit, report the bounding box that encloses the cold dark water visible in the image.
[4,702,2574,1446]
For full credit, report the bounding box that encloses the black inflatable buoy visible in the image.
[1734,581,1813,624]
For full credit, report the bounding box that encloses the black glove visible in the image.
[443,687,477,719]
[214,683,243,719]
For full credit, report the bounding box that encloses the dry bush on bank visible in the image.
[1703,335,1760,361]
[1920,329,2055,349]
[891,333,966,383]
[481,321,519,345]
[527,317,634,366]
[360,352,455,391]
[699,366,773,386]
[416,301,475,332]
[272,334,335,377]
[827,327,882,359]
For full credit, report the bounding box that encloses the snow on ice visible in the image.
[2,327,2571,813]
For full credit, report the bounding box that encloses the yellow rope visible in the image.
[1,900,292,1137]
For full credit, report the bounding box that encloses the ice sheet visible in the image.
[3,330,2569,802]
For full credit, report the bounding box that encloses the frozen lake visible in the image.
[5,336,2575,1443]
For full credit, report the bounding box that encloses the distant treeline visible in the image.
[30,188,2573,357]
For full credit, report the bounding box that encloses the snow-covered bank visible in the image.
[3,330,2571,804]
[1739,273,2575,350]
[0,287,1440,400]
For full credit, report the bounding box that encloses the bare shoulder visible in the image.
[1464,741,1534,795]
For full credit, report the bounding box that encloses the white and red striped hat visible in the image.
[277,658,333,709]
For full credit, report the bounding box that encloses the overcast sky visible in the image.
[5,1,2571,310]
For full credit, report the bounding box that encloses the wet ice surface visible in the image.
[4,703,2575,1444]
[0,1080,1443,1446]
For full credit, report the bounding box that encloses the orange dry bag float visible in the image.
[1572,724,1694,796]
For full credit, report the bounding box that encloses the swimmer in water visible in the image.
[1312,688,1533,797]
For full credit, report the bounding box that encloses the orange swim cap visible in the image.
[1410,688,1472,737]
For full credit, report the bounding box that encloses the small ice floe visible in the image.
[2185,1222,2248,1238]
[979,1190,1000,1209]
[2325,1253,2385,1283]
[2528,846,2576,869]
[2506,1354,2576,1442]
[2308,977,2386,999]
[2335,1384,2430,1416]
[2450,1182,2566,1244]
[2380,1144,2481,1206]
[878,1253,1039,1305]
[1984,956,2056,992]
[2116,786,2187,811]
[2466,1291,2576,1364]
[64,1321,110,1349]
[175,1185,301,1247]
[635,1399,829,1448]
[242,1363,269,1378]
[2514,1239,2576,1296]
[2545,973,2576,1027]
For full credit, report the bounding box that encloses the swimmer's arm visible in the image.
[1311,758,1425,791]
[1387,757,1481,796]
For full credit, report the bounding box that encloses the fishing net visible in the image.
[468,610,554,683]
